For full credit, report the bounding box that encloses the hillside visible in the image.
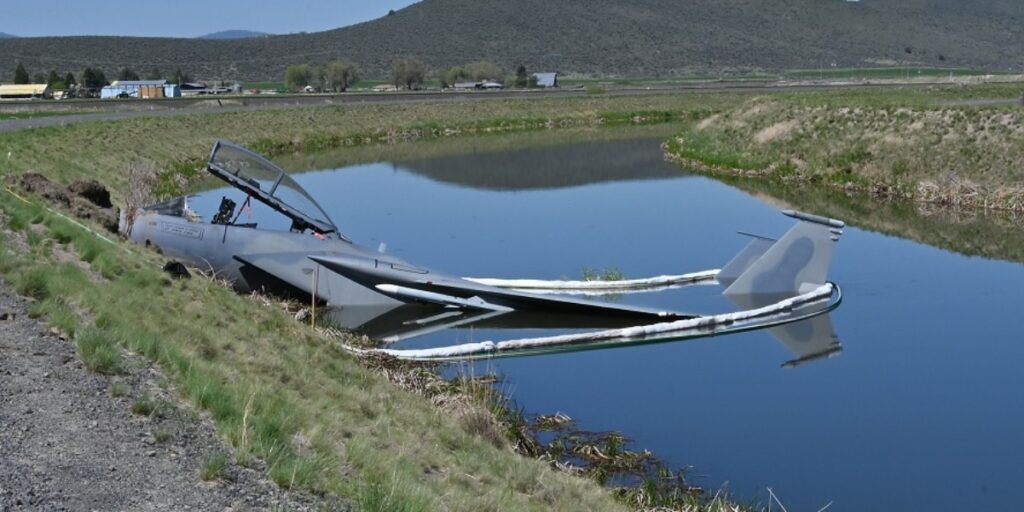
[197,30,270,40]
[0,0,1021,81]
[0,33,16,39]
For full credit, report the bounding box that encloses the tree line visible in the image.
[285,59,358,92]
[284,57,544,92]
[439,61,542,88]
[11,62,193,90]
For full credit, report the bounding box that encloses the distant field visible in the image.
[0,111,79,120]
[242,79,446,92]
[246,68,1014,94]
[558,67,1009,87]
[782,66,1008,80]
[239,81,286,91]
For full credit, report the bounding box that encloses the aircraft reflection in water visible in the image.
[125,140,843,366]
[323,301,842,368]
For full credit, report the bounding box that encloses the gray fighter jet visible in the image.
[126,141,844,362]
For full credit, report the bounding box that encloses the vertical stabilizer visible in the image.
[723,211,843,300]
[717,233,776,289]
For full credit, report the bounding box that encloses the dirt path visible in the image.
[0,278,342,511]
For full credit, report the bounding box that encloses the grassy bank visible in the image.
[0,94,764,510]
[0,93,735,201]
[0,184,630,511]
[663,83,1024,211]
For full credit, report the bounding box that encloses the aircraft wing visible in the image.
[307,254,697,321]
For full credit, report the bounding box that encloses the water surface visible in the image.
[197,133,1024,511]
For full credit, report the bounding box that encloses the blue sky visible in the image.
[3,0,420,37]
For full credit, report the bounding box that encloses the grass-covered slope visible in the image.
[0,190,631,511]
[664,84,1024,211]
[1,0,1022,81]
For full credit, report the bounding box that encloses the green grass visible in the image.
[154,429,174,443]
[664,83,1024,211]
[240,81,286,91]
[131,394,161,416]
[110,382,130,397]
[781,66,1004,80]
[0,92,739,200]
[199,452,229,481]
[0,111,80,120]
[76,327,123,375]
[582,267,626,282]
[0,177,631,510]
[556,67,1009,88]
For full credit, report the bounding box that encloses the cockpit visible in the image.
[207,140,340,236]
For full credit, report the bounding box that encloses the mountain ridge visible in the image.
[0,0,1020,81]
[197,30,270,40]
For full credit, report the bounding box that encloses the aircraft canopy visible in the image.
[207,140,338,235]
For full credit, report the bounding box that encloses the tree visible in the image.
[515,64,529,88]
[32,73,46,84]
[391,57,425,90]
[64,72,77,87]
[81,68,96,88]
[173,68,192,86]
[14,63,29,84]
[145,68,162,80]
[310,65,328,92]
[284,64,314,91]
[324,59,358,92]
[464,61,503,83]
[118,68,140,81]
[81,67,107,89]
[444,65,469,88]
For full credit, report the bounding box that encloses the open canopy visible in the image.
[207,140,339,235]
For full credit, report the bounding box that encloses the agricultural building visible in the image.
[100,80,180,99]
[0,84,53,100]
[532,72,559,88]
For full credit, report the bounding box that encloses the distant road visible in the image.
[2,80,1020,134]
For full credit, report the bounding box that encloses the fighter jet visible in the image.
[125,140,844,362]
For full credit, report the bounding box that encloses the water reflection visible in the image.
[718,174,1024,264]
[325,301,842,368]
[396,137,683,191]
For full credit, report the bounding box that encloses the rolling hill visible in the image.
[197,30,270,40]
[0,0,1021,82]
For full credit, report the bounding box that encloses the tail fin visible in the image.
[717,233,777,289]
[723,210,844,301]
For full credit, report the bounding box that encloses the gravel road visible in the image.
[0,277,343,511]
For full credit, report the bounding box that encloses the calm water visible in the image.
[198,136,1024,510]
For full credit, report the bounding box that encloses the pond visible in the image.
[195,129,1024,511]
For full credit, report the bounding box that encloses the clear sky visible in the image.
[2,0,421,38]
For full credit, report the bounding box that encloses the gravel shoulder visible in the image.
[0,278,341,511]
